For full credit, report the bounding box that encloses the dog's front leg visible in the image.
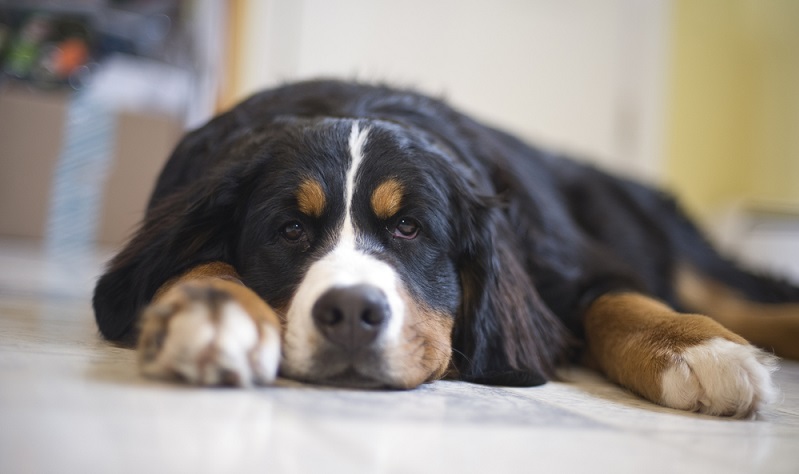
[137,262,281,386]
[583,292,777,418]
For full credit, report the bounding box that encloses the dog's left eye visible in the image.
[281,221,306,242]
[391,217,420,240]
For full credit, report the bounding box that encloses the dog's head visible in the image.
[237,118,466,388]
[94,85,568,389]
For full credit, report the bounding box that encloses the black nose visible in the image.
[312,285,390,351]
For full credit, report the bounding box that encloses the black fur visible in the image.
[93,80,799,384]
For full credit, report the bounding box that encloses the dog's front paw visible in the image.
[659,337,778,418]
[137,282,281,387]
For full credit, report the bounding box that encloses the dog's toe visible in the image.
[138,284,281,387]
[659,337,778,418]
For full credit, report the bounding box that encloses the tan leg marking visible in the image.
[138,262,281,386]
[584,292,776,417]
[676,265,799,359]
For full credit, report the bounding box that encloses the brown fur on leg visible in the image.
[676,265,799,359]
[583,292,749,407]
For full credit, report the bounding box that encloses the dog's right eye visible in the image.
[281,221,306,242]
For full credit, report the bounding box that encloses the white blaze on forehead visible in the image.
[282,122,407,377]
[342,122,369,242]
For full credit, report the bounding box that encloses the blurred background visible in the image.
[0,0,797,298]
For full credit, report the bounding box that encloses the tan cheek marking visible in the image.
[583,292,747,404]
[297,179,326,218]
[386,289,454,388]
[418,310,455,382]
[371,179,404,220]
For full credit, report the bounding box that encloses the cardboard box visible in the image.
[0,84,183,245]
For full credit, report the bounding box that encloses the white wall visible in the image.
[238,0,669,180]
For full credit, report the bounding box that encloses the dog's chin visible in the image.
[282,366,395,389]
[282,357,407,389]
[318,367,393,389]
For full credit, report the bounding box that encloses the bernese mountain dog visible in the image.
[93,80,799,418]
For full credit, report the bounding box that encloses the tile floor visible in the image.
[1,237,798,474]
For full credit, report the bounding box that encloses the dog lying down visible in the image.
[93,80,799,418]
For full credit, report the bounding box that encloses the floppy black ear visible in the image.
[452,200,571,386]
[92,159,262,343]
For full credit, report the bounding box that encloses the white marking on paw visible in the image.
[250,324,281,385]
[141,300,279,386]
[660,337,778,417]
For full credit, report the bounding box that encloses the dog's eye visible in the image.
[392,217,420,240]
[281,221,306,242]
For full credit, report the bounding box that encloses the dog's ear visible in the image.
[452,196,570,386]
[92,158,262,343]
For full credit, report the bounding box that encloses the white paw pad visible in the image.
[139,289,280,387]
[660,337,778,417]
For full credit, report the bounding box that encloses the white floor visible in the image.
[1,238,798,474]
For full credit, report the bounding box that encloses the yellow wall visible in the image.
[218,0,247,112]
[666,0,799,221]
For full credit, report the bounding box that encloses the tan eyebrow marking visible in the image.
[296,178,326,218]
[371,178,404,219]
